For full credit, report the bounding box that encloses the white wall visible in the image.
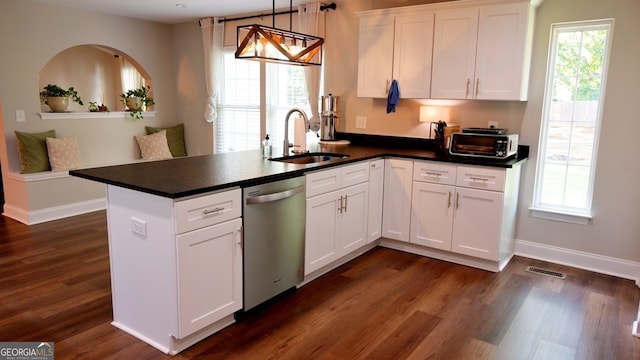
[0,0,179,218]
[515,0,640,262]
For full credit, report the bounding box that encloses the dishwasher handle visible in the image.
[245,185,305,205]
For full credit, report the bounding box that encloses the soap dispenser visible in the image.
[262,134,272,158]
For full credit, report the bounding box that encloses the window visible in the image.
[216,49,311,154]
[532,19,614,224]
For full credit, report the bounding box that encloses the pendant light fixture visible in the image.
[235,0,324,66]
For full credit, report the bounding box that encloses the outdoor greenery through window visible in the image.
[532,19,613,222]
[216,49,311,154]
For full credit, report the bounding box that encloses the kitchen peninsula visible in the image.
[70,137,527,354]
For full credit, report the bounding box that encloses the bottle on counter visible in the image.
[262,134,272,158]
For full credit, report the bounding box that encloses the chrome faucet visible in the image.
[283,108,310,156]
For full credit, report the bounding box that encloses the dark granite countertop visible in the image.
[70,133,528,199]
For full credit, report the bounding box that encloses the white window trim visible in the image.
[530,19,614,225]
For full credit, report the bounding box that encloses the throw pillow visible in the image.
[15,130,56,173]
[46,136,82,172]
[135,130,173,161]
[145,123,187,157]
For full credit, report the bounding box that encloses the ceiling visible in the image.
[25,0,311,24]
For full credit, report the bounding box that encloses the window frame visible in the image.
[530,19,614,224]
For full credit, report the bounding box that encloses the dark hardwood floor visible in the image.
[1,211,639,359]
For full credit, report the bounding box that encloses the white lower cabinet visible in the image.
[408,161,520,264]
[305,162,370,275]
[367,159,385,242]
[450,187,503,260]
[410,182,454,250]
[382,159,413,241]
[105,186,242,354]
[176,218,242,338]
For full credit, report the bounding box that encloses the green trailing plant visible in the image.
[120,85,155,119]
[39,84,84,105]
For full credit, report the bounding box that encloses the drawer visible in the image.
[455,166,506,192]
[413,161,457,185]
[341,161,370,188]
[306,168,341,198]
[174,188,242,234]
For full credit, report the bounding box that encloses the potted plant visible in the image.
[120,85,154,119]
[39,84,84,112]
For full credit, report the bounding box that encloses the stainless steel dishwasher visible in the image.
[242,176,305,311]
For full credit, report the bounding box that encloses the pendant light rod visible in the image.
[218,2,336,23]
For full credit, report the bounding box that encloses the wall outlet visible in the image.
[16,110,25,122]
[131,217,147,237]
[356,116,367,129]
[488,121,499,129]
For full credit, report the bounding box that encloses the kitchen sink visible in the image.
[270,152,350,164]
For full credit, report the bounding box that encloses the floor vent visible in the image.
[525,266,566,279]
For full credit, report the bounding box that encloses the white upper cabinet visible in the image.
[431,8,479,100]
[432,2,534,100]
[357,15,394,98]
[357,11,435,98]
[358,0,539,101]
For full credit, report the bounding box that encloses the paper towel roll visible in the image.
[294,117,307,150]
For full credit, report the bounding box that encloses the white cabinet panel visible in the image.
[357,15,395,98]
[306,167,341,198]
[367,159,385,242]
[431,8,479,99]
[305,191,340,274]
[475,2,531,100]
[451,187,503,261]
[456,165,506,192]
[357,11,435,98]
[382,159,413,242]
[410,182,454,250]
[413,161,457,185]
[338,183,369,254]
[176,218,242,338]
[174,189,242,234]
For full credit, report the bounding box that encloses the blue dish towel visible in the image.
[387,80,400,113]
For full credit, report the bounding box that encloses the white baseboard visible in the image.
[515,239,640,286]
[2,198,106,225]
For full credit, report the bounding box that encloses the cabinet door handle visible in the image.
[475,78,479,97]
[385,79,390,94]
[465,79,471,98]
[343,194,348,212]
[237,227,243,249]
[203,207,224,216]
[455,192,460,209]
[469,176,489,183]
[448,191,452,208]
[338,196,343,214]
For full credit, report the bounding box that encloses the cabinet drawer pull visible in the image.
[423,171,440,177]
[469,177,490,183]
[203,207,225,216]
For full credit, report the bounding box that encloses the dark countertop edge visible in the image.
[70,135,529,199]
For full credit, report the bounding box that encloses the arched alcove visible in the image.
[38,45,153,113]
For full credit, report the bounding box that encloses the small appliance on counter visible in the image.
[449,127,518,160]
[319,93,339,142]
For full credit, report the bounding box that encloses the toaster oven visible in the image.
[449,131,518,160]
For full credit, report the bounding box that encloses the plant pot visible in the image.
[45,96,69,112]
[125,97,143,111]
